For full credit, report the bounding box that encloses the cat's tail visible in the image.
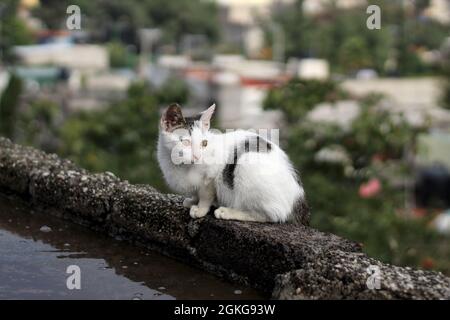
[289,195,310,226]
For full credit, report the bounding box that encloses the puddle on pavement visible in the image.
[0,193,263,300]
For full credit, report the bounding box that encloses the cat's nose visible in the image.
[193,155,200,161]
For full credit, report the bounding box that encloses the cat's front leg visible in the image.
[190,181,215,219]
[183,195,198,208]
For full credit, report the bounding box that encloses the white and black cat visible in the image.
[157,103,308,223]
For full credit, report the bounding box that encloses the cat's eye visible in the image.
[181,139,191,147]
[201,140,208,147]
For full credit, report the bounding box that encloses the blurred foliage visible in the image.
[338,36,372,72]
[0,74,22,138]
[33,0,219,46]
[59,82,167,190]
[16,99,60,153]
[107,41,131,69]
[442,53,450,110]
[263,79,349,123]
[269,0,448,76]
[0,76,189,191]
[349,107,413,167]
[152,77,189,106]
[390,1,449,76]
[56,77,187,190]
[0,75,61,152]
[0,0,33,62]
[270,0,392,73]
[444,74,450,111]
[2,75,187,191]
[270,79,449,273]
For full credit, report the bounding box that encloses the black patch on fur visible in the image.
[222,135,272,189]
[239,136,272,154]
[223,146,238,189]
[289,196,310,226]
[164,103,186,131]
[222,163,237,189]
[184,114,201,132]
[164,104,204,133]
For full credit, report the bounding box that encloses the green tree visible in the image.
[15,99,60,152]
[0,0,33,63]
[442,57,450,110]
[263,79,349,123]
[153,77,189,106]
[338,36,372,72]
[270,0,308,58]
[269,0,445,75]
[348,105,413,165]
[0,74,22,138]
[437,17,450,109]
[33,0,219,46]
[107,41,130,68]
[60,82,166,189]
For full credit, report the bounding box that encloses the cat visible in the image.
[157,103,308,223]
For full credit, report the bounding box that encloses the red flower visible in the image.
[359,178,381,198]
[421,257,434,270]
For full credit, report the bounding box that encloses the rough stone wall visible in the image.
[1,137,449,299]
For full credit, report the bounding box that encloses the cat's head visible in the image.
[159,103,215,164]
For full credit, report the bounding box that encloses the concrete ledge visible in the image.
[1,137,449,299]
[273,250,450,299]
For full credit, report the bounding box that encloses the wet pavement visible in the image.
[0,193,263,300]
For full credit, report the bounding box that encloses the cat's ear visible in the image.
[199,103,215,132]
[161,103,186,132]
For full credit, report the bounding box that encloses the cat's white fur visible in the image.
[157,104,305,223]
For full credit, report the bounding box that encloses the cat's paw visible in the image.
[214,207,230,220]
[183,197,197,208]
[190,205,209,219]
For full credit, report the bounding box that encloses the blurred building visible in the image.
[150,53,287,129]
[342,77,450,128]
[14,43,108,71]
[0,69,10,97]
[417,131,450,170]
[217,0,273,58]
[424,0,450,25]
[11,32,136,112]
[303,0,366,15]
[307,100,360,130]
[287,58,330,80]
[217,0,280,26]
[211,57,287,129]
[17,0,43,31]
